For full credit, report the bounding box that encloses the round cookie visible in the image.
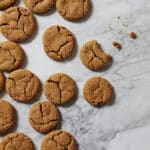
[0,132,34,150]
[23,0,55,14]
[56,0,90,21]
[0,6,36,42]
[6,69,40,102]
[0,72,5,94]
[0,99,16,134]
[0,41,24,72]
[0,0,16,10]
[83,76,113,106]
[29,101,60,133]
[43,25,75,61]
[80,40,111,71]
[41,130,77,150]
[44,73,76,105]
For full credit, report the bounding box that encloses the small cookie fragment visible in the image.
[112,41,121,49]
[43,25,75,61]
[44,73,76,105]
[41,130,77,150]
[29,101,60,133]
[6,69,40,102]
[80,40,111,71]
[0,99,16,134]
[0,72,5,94]
[0,0,16,10]
[0,41,24,72]
[0,132,34,150]
[23,0,55,14]
[56,0,90,21]
[0,6,36,42]
[129,32,137,39]
[83,76,113,106]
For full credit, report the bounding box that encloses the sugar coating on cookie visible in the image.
[0,99,16,134]
[43,25,75,61]
[80,40,111,71]
[0,72,5,94]
[41,130,77,150]
[29,101,60,133]
[0,0,16,10]
[0,132,34,150]
[0,41,24,72]
[23,0,55,14]
[6,69,40,102]
[0,6,36,42]
[44,73,76,105]
[83,76,113,106]
[56,0,90,21]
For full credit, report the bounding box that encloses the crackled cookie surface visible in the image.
[29,101,60,133]
[0,41,24,72]
[0,132,34,150]
[43,25,75,61]
[56,0,90,21]
[44,73,76,105]
[83,76,113,106]
[80,40,111,71]
[0,6,36,42]
[0,0,16,10]
[6,69,40,102]
[41,130,77,150]
[0,72,5,94]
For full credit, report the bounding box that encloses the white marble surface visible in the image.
[1,0,150,149]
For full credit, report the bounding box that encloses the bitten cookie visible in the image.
[0,99,16,134]
[29,101,60,134]
[41,130,77,150]
[44,73,76,105]
[83,76,113,106]
[43,25,75,61]
[23,0,55,14]
[6,69,40,102]
[80,40,111,71]
[0,132,34,150]
[0,6,36,42]
[0,0,16,10]
[56,0,90,21]
[0,72,5,94]
[0,41,24,72]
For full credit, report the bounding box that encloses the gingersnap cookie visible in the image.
[6,69,40,102]
[43,25,75,61]
[0,6,36,42]
[0,99,16,134]
[0,0,16,10]
[41,130,77,150]
[0,72,5,94]
[29,101,60,134]
[56,0,90,21]
[80,40,111,71]
[23,0,55,14]
[44,73,76,105]
[0,41,24,72]
[0,132,34,150]
[83,76,113,106]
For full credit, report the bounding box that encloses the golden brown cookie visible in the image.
[23,0,55,14]
[0,0,16,10]
[29,101,60,134]
[0,72,5,94]
[41,130,77,150]
[0,99,16,134]
[56,0,90,21]
[83,76,113,106]
[0,6,36,42]
[44,73,76,105]
[0,41,24,72]
[80,40,111,71]
[6,69,40,103]
[0,132,34,150]
[43,25,75,61]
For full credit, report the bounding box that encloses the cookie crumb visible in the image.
[129,32,137,39]
[112,41,121,49]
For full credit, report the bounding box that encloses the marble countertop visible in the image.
[1,0,150,150]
